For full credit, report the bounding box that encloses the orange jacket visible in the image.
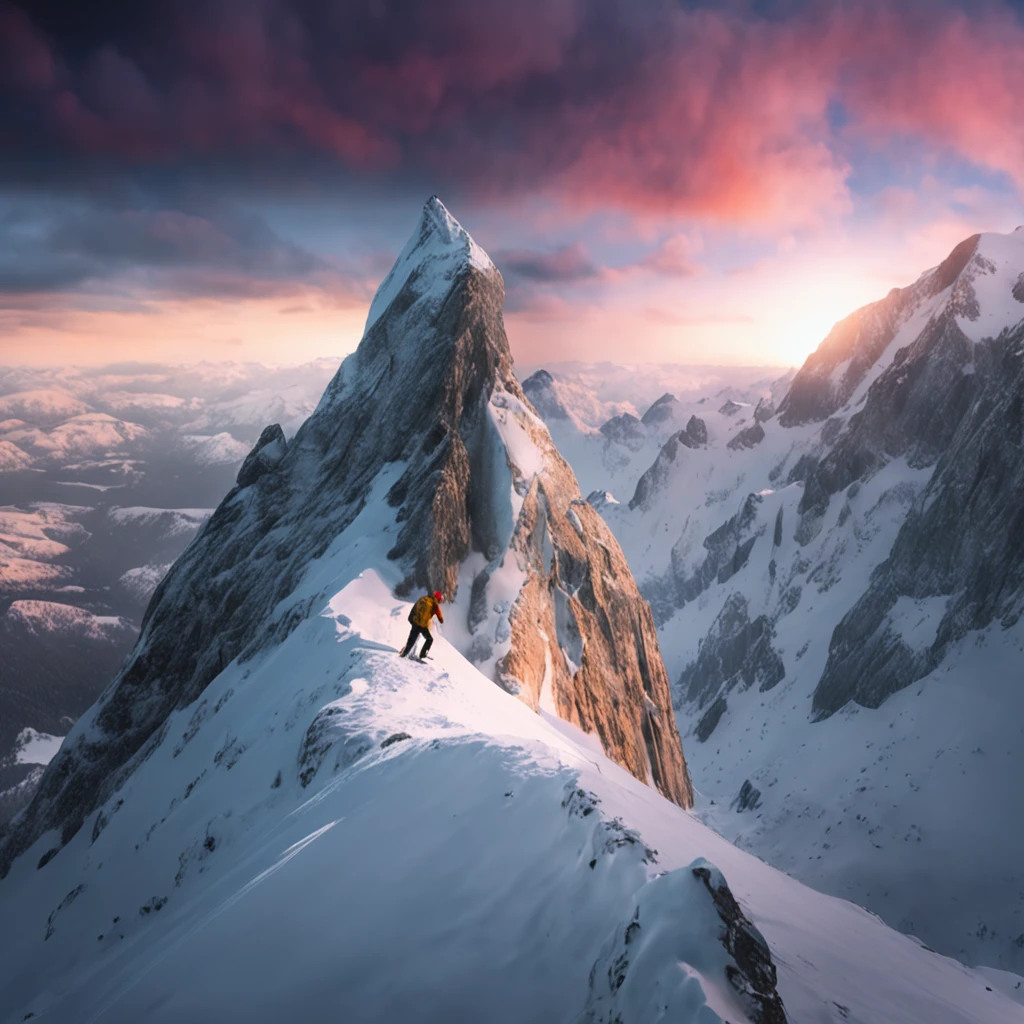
[410,594,443,628]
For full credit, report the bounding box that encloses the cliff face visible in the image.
[777,234,982,429]
[0,198,690,876]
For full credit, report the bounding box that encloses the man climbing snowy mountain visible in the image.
[401,590,444,660]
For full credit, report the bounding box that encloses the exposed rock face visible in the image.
[628,416,708,512]
[691,862,788,1024]
[640,392,677,426]
[585,859,788,1024]
[586,489,620,511]
[796,311,978,539]
[235,422,286,488]
[727,421,766,451]
[694,695,727,742]
[643,493,767,624]
[685,414,708,445]
[599,412,646,449]
[813,325,1024,717]
[0,198,691,876]
[719,399,744,416]
[500,474,691,807]
[679,593,785,711]
[732,779,762,812]
[777,234,981,428]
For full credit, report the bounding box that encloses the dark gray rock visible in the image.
[727,421,766,451]
[629,431,689,511]
[599,412,646,448]
[719,399,744,416]
[813,326,1024,717]
[235,424,287,488]
[685,415,708,446]
[694,695,727,742]
[691,862,789,1024]
[640,392,678,426]
[731,779,762,812]
[678,593,785,709]
[796,311,979,540]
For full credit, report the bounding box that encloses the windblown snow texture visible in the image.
[0,197,689,879]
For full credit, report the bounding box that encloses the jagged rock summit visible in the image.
[0,197,690,877]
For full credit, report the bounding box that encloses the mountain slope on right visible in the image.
[579,228,1024,973]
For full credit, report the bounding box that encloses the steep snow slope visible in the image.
[1,564,1019,1024]
[565,228,1024,972]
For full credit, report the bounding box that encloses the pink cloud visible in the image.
[4,0,1024,231]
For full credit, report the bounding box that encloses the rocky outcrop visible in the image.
[732,779,762,812]
[235,423,286,488]
[500,473,692,807]
[813,326,1024,717]
[685,415,708,445]
[719,399,744,416]
[727,421,766,451]
[585,859,788,1024]
[0,198,691,876]
[643,493,766,624]
[628,416,707,512]
[691,862,788,1024]
[678,593,785,711]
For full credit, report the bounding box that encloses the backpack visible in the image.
[408,595,432,627]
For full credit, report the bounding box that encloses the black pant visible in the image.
[402,625,432,658]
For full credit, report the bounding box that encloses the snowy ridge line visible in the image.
[1,570,1015,1022]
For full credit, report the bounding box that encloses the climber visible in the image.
[401,590,444,660]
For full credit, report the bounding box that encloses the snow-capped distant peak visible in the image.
[364,196,495,334]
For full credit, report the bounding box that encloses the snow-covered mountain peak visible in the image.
[777,228,1024,428]
[364,195,495,334]
[0,200,692,884]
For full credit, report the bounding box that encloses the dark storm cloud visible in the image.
[3,0,1024,224]
[0,203,334,297]
[496,244,603,285]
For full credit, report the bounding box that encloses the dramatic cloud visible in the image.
[0,204,337,296]
[3,0,1024,225]
[496,243,602,285]
[3,0,1024,367]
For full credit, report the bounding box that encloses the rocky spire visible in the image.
[0,198,691,877]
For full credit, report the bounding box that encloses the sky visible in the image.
[2,0,1024,370]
